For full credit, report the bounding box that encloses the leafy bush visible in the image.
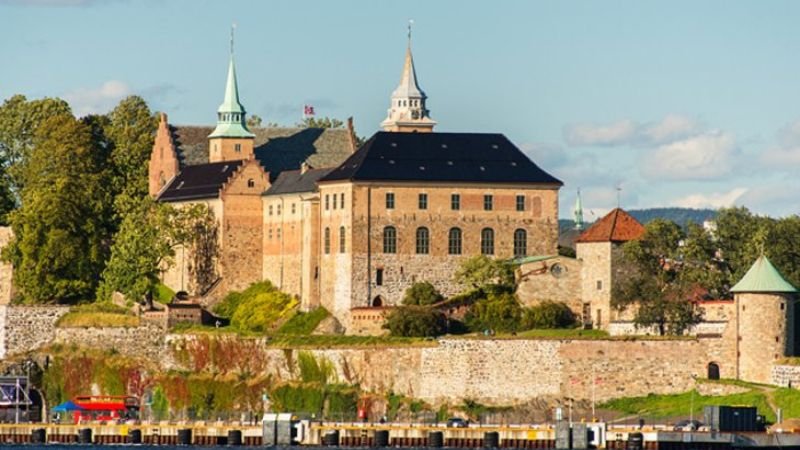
[153,283,175,304]
[384,306,447,337]
[402,281,444,306]
[464,292,522,333]
[522,301,576,329]
[455,255,515,290]
[278,307,330,335]
[230,289,298,333]
[213,281,277,319]
[297,351,335,384]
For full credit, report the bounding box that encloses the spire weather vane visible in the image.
[408,19,414,43]
[230,23,237,55]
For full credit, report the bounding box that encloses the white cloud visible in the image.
[563,119,637,147]
[563,114,704,148]
[63,80,131,117]
[640,131,738,181]
[761,120,800,166]
[670,187,748,209]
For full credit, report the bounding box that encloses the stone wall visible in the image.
[516,256,582,313]
[772,364,800,387]
[0,306,70,358]
[737,292,794,384]
[53,325,166,361]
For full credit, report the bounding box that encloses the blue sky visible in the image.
[2,0,800,218]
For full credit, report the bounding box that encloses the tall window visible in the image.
[383,226,397,253]
[333,193,337,209]
[276,204,281,215]
[448,228,462,255]
[325,195,330,210]
[386,192,395,209]
[269,205,273,216]
[324,227,331,254]
[516,195,525,211]
[451,194,460,210]
[416,227,430,254]
[418,193,428,210]
[291,203,296,214]
[484,195,493,211]
[234,143,242,153]
[339,226,346,253]
[513,229,527,257]
[340,193,345,209]
[481,228,495,255]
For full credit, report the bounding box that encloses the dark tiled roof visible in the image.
[320,132,563,184]
[265,167,335,196]
[576,208,645,243]
[158,160,243,202]
[169,126,353,178]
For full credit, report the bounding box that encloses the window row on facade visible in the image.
[384,192,542,214]
[382,226,529,257]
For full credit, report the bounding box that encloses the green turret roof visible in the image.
[208,55,255,139]
[730,255,798,294]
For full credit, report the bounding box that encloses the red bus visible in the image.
[72,396,139,423]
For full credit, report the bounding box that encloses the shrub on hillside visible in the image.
[231,289,298,333]
[402,281,444,306]
[277,307,330,335]
[384,306,447,337]
[522,301,576,329]
[213,281,277,319]
[464,292,522,333]
[454,255,515,291]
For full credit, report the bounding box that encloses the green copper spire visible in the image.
[731,255,798,293]
[573,188,584,230]
[209,26,255,139]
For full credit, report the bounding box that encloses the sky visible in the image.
[2,0,800,219]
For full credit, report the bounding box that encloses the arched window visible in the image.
[513,229,527,257]
[481,228,495,255]
[708,362,720,380]
[324,227,331,254]
[383,226,397,254]
[372,296,383,307]
[416,227,430,254]
[339,226,346,253]
[448,228,462,255]
[247,178,255,188]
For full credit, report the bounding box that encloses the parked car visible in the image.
[447,417,469,428]
[673,419,703,431]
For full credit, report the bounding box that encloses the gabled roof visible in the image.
[731,255,798,294]
[319,131,562,184]
[265,167,335,196]
[158,160,243,202]
[169,126,353,178]
[575,208,645,243]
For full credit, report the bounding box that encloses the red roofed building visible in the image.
[575,208,645,329]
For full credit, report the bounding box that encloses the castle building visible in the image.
[150,36,562,330]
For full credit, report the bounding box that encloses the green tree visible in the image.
[454,255,515,292]
[384,306,447,337]
[3,114,113,303]
[98,200,220,304]
[246,114,263,128]
[402,281,444,306]
[612,219,704,335]
[106,96,158,216]
[231,289,298,333]
[298,116,344,129]
[464,292,523,333]
[522,301,576,329]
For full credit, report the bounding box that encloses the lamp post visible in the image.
[690,374,698,425]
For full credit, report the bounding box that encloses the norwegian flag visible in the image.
[304,104,315,116]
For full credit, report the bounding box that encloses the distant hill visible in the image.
[560,207,717,231]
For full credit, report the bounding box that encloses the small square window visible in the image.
[418,193,428,210]
[484,194,493,211]
[386,192,395,209]
[596,280,603,290]
[451,194,460,210]
[291,203,296,214]
[516,195,525,211]
[234,143,242,153]
[269,205,273,216]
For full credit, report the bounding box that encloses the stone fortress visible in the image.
[0,33,796,407]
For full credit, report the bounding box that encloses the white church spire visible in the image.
[381,21,436,133]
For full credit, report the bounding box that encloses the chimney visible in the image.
[346,116,358,153]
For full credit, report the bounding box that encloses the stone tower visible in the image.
[380,28,436,133]
[575,208,644,329]
[732,255,799,384]
[208,36,255,163]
